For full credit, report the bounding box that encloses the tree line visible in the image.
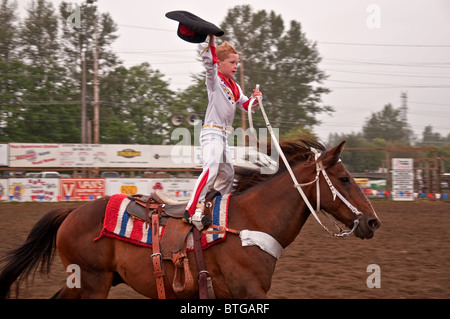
[0,1,448,172]
[0,1,330,144]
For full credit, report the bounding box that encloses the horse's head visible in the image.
[233,137,381,240]
[313,141,381,239]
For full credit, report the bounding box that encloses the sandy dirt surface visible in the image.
[0,200,448,299]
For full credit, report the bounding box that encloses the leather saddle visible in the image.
[127,190,187,225]
[126,190,219,299]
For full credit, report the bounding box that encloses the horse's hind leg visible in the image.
[56,198,115,299]
[51,287,81,299]
[78,270,114,298]
[51,270,113,299]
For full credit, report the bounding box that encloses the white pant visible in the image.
[187,129,234,210]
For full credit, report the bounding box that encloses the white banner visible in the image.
[155,178,196,200]
[60,144,107,167]
[0,179,7,201]
[392,158,414,201]
[5,143,203,169]
[105,145,151,167]
[104,178,196,201]
[105,178,151,196]
[154,145,194,168]
[9,143,60,167]
[0,144,8,166]
[8,178,59,202]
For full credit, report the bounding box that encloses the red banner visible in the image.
[59,178,105,201]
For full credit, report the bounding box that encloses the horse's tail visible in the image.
[0,207,75,298]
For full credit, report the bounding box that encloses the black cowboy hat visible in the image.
[165,10,224,43]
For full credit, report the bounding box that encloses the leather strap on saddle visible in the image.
[193,228,215,299]
[161,218,194,294]
[150,205,166,299]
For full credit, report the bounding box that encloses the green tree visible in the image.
[100,63,175,144]
[59,1,119,142]
[421,125,444,146]
[0,0,18,61]
[0,0,80,143]
[20,0,59,70]
[169,74,209,145]
[0,59,79,142]
[218,5,332,134]
[59,2,119,82]
[328,132,385,172]
[362,103,410,143]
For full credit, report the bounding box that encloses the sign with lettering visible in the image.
[59,144,107,167]
[60,178,105,201]
[392,158,414,201]
[8,178,59,201]
[9,143,60,167]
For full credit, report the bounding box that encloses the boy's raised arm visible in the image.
[208,34,215,47]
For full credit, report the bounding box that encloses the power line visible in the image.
[322,58,450,68]
[318,41,450,48]
[409,101,450,107]
[118,24,172,32]
[325,68,450,79]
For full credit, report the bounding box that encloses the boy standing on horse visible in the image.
[185,34,263,230]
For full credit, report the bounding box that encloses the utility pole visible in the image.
[92,16,100,144]
[80,48,87,144]
[400,91,408,123]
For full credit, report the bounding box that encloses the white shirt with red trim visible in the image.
[201,46,250,130]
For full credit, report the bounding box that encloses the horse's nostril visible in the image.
[368,218,380,230]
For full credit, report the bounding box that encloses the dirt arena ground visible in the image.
[0,200,448,299]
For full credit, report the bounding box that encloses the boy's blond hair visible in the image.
[216,41,238,61]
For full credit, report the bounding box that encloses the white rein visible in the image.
[247,85,362,239]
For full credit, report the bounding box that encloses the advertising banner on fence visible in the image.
[0,144,8,166]
[0,179,7,201]
[392,158,414,201]
[153,145,194,168]
[105,178,151,196]
[105,145,152,168]
[60,144,107,167]
[8,178,59,201]
[60,178,105,201]
[4,143,202,169]
[147,178,196,200]
[9,143,60,167]
[104,178,196,200]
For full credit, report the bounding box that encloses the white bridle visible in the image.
[248,86,363,239]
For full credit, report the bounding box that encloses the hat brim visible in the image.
[166,10,224,43]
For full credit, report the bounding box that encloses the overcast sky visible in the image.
[20,0,450,143]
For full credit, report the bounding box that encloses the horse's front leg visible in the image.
[206,237,276,299]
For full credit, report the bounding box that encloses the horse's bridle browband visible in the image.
[248,91,363,239]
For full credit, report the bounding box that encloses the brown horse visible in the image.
[0,138,380,299]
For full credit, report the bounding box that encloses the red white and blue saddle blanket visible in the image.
[94,193,231,250]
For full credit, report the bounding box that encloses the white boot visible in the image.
[191,203,205,231]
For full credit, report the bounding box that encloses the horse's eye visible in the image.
[339,176,350,184]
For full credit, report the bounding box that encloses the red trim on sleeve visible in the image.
[242,98,259,112]
[242,99,250,111]
[210,46,219,65]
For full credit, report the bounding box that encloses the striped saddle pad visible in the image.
[94,193,231,251]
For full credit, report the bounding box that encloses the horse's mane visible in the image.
[232,136,327,194]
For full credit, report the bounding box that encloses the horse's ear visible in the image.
[321,140,346,168]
